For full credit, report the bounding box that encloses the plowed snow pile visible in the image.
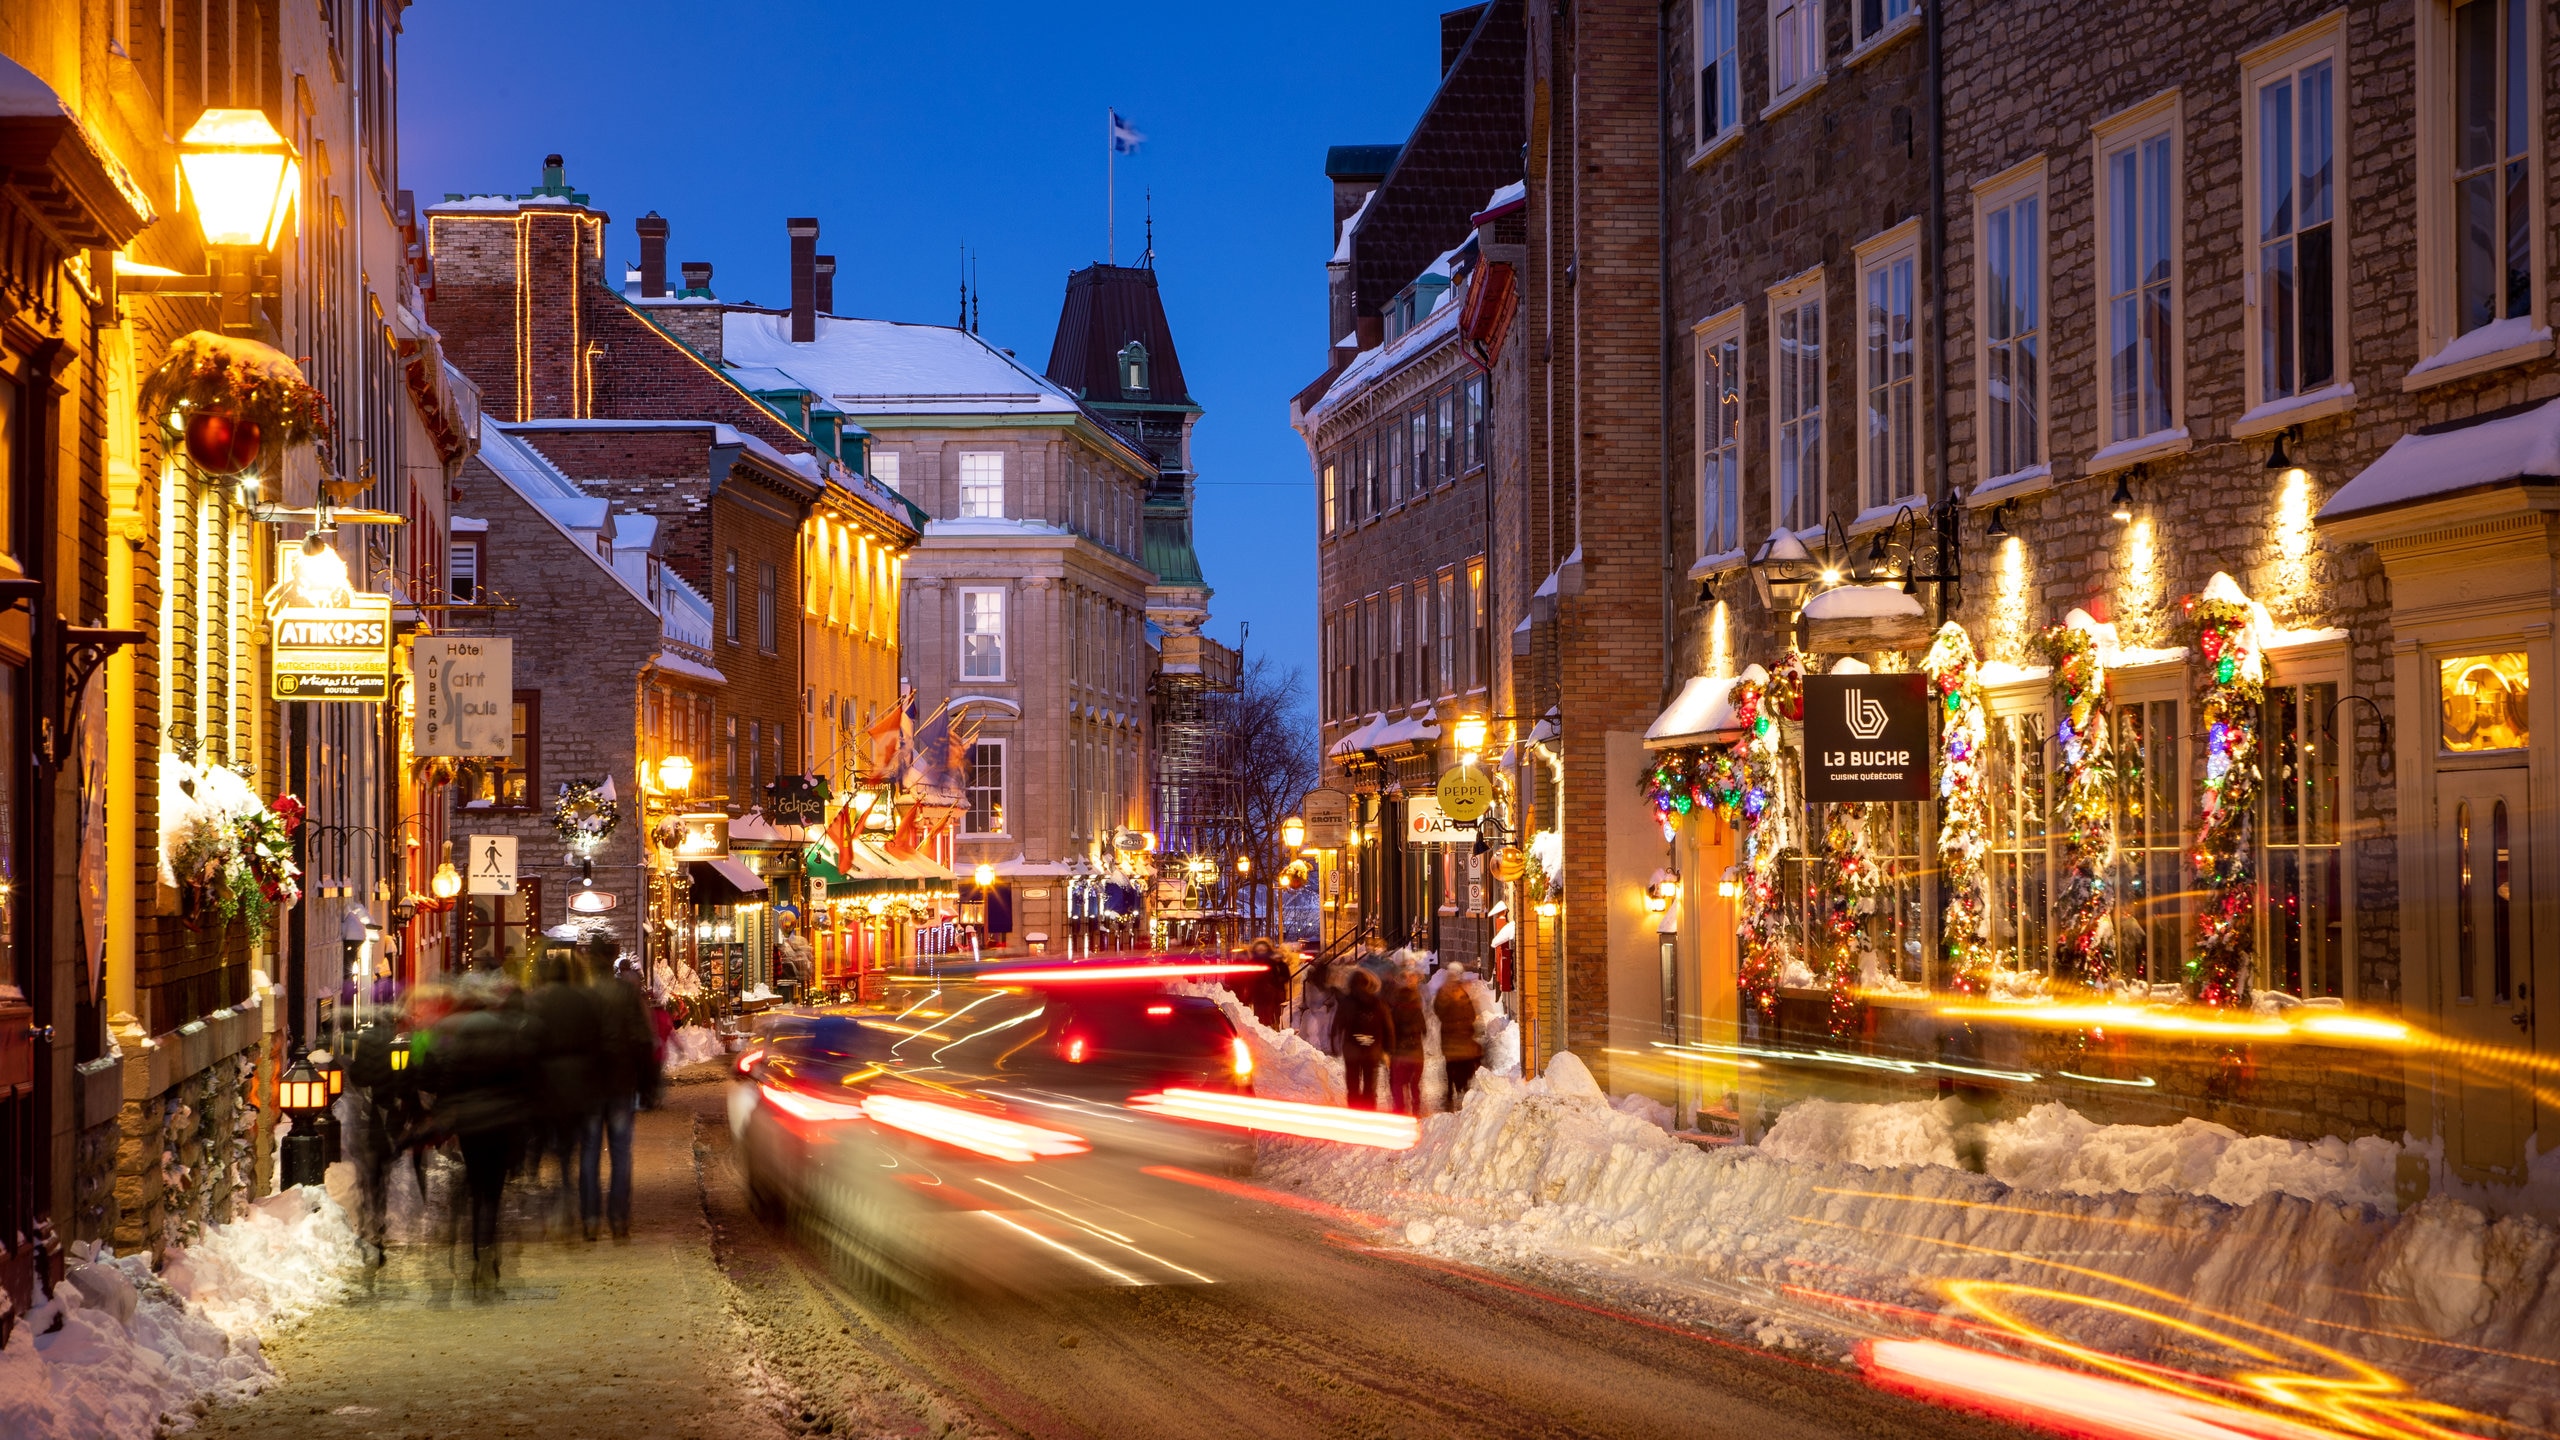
[1258,1055,2560,1426]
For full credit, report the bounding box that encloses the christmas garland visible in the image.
[2185,591,2265,1007]
[553,779,621,853]
[2038,623,2117,988]
[1923,624,1992,996]
[139,331,336,470]
[1819,801,1885,1035]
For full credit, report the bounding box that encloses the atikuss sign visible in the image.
[1800,672,1930,802]
[270,594,393,700]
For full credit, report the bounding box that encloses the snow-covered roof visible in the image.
[1477,180,1527,217]
[1305,281,1465,425]
[1332,190,1375,264]
[1327,709,1441,758]
[1531,547,1583,600]
[1644,665,1769,749]
[0,53,72,118]
[721,311,1082,419]
[1801,584,1925,620]
[922,517,1075,541]
[424,194,581,214]
[2320,395,2560,521]
[471,427,656,612]
[652,646,724,686]
[1328,712,1386,758]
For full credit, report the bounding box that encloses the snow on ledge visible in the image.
[1801,583,1922,620]
[2403,315,2553,384]
[2321,395,2560,520]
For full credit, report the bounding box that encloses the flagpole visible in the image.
[1107,108,1116,265]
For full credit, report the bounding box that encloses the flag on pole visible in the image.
[1109,109,1145,155]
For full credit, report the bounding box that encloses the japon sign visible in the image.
[1800,672,1930,803]
[1403,796,1478,846]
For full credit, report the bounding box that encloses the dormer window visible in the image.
[1119,341,1150,395]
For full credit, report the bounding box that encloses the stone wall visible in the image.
[69,999,272,1263]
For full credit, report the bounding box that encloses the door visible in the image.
[2438,769,2538,1180]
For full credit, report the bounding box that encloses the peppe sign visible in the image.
[1801,672,1930,803]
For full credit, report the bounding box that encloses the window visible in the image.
[756,562,777,653]
[1856,0,1912,45]
[726,715,738,801]
[1363,432,1381,517]
[1366,596,1384,713]
[2261,680,2345,997]
[1987,709,2051,975]
[2111,698,2183,987]
[1438,389,1459,479]
[872,450,900,491]
[473,691,540,808]
[1696,312,1744,558]
[749,720,761,798]
[2097,99,2181,445]
[2451,0,2534,337]
[1771,275,1824,533]
[1976,169,2046,480]
[449,537,479,602]
[1824,800,1929,985]
[964,740,1006,835]
[1467,559,1487,691]
[1386,423,1406,506]
[1436,571,1457,697]
[961,587,1005,679]
[723,549,739,643]
[1323,460,1339,534]
[2248,31,2340,403]
[1770,0,1822,99]
[1859,227,1919,511]
[1410,408,1431,493]
[958,452,1004,518]
[1119,341,1150,394]
[1696,0,1739,145]
[1389,585,1408,705]
[1465,375,1487,469]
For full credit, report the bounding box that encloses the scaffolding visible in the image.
[1150,632,1244,948]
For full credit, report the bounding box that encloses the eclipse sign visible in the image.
[1800,672,1929,802]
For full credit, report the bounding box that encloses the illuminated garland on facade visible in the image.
[2185,591,2265,1007]
[554,779,622,854]
[1820,801,1882,1034]
[1922,624,1991,996]
[2038,623,2116,987]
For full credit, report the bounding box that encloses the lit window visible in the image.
[961,588,1005,679]
[2110,699,2183,988]
[1770,276,1824,533]
[1696,313,1744,558]
[1976,170,2045,480]
[2260,681,2346,998]
[1859,226,1919,511]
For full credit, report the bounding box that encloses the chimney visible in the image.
[635,212,669,298]
[679,261,712,296]
[813,255,835,315]
[787,217,820,342]
[542,153,567,190]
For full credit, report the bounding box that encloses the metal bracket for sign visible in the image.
[248,504,409,527]
[46,627,146,772]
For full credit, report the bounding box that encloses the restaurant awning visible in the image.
[1643,663,1767,749]
[826,841,957,898]
[684,857,769,905]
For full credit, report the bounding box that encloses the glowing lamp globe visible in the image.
[178,109,299,250]
[1280,816,1305,850]
[655,753,694,795]
[972,862,997,889]
[278,1055,329,1114]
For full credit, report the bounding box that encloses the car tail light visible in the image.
[735,1047,765,1076]
[1065,1036,1088,1063]
[1145,1004,1173,1016]
[1229,1036,1253,1081]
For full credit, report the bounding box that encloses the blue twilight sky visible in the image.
[396,0,1460,689]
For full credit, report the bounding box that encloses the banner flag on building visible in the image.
[1109,109,1145,154]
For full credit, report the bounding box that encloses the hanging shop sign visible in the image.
[764,774,831,826]
[1404,796,1478,846]
[413,636,514,757]
[1801,672,1930,802]
[465,834,518,896]
[1302,789,1350,849]
[1435,764,1494,823]
[270,593,392,701]
[1488,845,1527,883]
[671,813,731,861]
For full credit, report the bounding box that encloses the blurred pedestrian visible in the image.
[773,907,813,1004]
[343,1013,411,1265]
[583,937,657,1239]
[526,948,602,1234]
[1334,969,1391,1111]
[419,975,534,1292]
[1295,952,1339,1055]
[1385,968,1428,1116]
[1435,962,1485,1110]
[1246,937,1289,1030]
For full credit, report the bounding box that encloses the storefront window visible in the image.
[465,878,541,978]
[2439,652,2528,752]
[2262,682,2345,997]
[0,662,18,982]
[2111,700,2183,987]
[1987,712,2051,974]
[1826,802,1928,985]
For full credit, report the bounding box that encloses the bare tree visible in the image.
[1220,655,1321,934]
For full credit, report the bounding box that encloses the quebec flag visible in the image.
[1109,109,1145,155]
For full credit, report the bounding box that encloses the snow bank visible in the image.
[0,1187,359,1439]
[1173,980,1343,1105]
[1760,1097,2400,1210]
[663,1024,726,1070]
[1259,1061,2560,1420]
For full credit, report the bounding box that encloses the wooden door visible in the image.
[2438,768,2540,1180]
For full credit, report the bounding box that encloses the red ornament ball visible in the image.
[183,411,264,476]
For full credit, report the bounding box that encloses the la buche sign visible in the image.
[1800,672,1931,803]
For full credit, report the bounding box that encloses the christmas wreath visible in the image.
[139,331,335,480]
[553,779,621,854]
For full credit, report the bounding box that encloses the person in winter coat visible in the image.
[1246,937,1290,1030]
[1435,965,1485,1109]
[418,980,535,1290]
[525,950,603,1230]
[1295,954,1338,1055]
[1332,969,1391,1111]
[1385,970,1429,1115]
[583,937,660,1239]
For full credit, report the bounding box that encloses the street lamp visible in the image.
[1453,714,1489,755]
[430,842,462,901]
[1280,815,1305,850]
[277,1052,329,1187]
[655,752,695,797]
[972,862,997,890]
[174,109,298,333]
[1236,855,1252,877]
[1747,528,1819,616]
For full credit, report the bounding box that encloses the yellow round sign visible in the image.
[1436,764,1494,823]
[1488,845,1527,884]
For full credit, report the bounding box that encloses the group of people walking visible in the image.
[343,935,663,1291]
[1298,937,1488,1115]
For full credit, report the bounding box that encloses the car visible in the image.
[1022,988,1254,1096]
